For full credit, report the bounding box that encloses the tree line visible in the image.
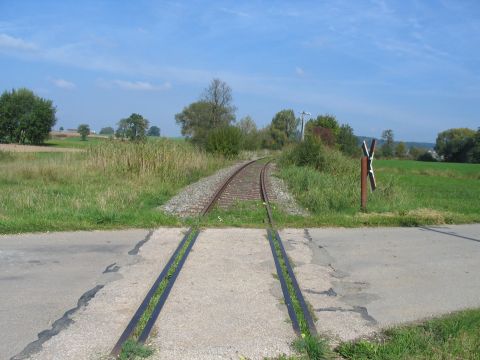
[175,78,359,157]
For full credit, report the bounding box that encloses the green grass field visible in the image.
[45,136,109,148]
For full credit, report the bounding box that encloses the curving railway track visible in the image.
[111,158,316,357]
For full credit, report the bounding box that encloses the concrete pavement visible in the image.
[281,224,480,341]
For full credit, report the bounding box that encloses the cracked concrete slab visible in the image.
[0,228,184,360]
[280,224,480,342]
[149,228,295,360]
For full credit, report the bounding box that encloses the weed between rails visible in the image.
[270,230,330,360]
[118,229,198,358]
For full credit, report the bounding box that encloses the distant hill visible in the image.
[357,136,435,150]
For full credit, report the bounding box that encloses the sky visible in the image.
[0,0,479,142]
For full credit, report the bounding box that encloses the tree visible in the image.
[116,113,149,141]
[337,124,358,156]
[77,124,90,141]
[306,114,340,139]
[395,141,407,158]
[147,126,161,137]
[175,78,236,146]
[435,128,476,163]
[0,88,56,144]
[380,129,394,158]
[237,116,260,150]
[269,109,299,148]
[99,126,114,135]
[201,78,236,128]
[470,128,480,163]
[59,126,64,131]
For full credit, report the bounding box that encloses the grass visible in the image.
[131,229,196,339]
[276,156,480,227]
[337,308,480,359]
[118,339,153,360]
[0,140,229,234]
[45,135,108,148]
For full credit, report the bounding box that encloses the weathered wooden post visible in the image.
[361,139,377,211]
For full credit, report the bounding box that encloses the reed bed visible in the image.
[88,139,227,183]
[0,140,228,233]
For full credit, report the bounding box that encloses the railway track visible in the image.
[111,158,315,357]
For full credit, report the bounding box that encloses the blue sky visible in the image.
[1,0,479,142]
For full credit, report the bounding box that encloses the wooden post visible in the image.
[361,156,368,210]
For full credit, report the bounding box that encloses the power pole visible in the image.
[300,111,311,141]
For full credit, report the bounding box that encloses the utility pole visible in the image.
[300,111,311,141]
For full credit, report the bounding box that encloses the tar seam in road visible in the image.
[419,226,480,243]
[11,285,104,360]
[128,230,154,255]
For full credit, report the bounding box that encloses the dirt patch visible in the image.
[0,144,82,153]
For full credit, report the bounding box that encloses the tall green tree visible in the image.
[116,113,149,141]
[306,114,340,138]
[77,124,90,141]
[269,109,299,148]
[337,124,358,156]
[395,141,407,158]
[0,88,56,144]
[380,129,394,158]
[435,128,476,163]
[237,116,259,150]
[99,126,114,135]
[175,78,236,146]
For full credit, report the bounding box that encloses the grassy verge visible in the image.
[0,140,229,234]
[276,153,480,227]
[337,308,480,359]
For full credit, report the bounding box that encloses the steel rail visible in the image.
[111,159,262,357]
[200,159,258,216]
[260,161,317,336]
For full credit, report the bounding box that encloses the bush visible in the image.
[281,136,326,170]
[417,152,437,162]
[205,126,242,158]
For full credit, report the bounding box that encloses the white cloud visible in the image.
[295,67,305,77]
[51,78,76,89]
[0,33,37,51]
[98,79,171,91]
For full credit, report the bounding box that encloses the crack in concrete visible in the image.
[128,230,154,255]
[305,287,337,297]
[315,305,377,324]
[303,228,313,242]
[11,285,104,360]
[103,262,120,273]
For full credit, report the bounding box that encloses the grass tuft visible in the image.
[118,339,154,360]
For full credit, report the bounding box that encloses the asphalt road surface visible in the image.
[0,229,151,360]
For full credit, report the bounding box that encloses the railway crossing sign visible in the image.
[361,139,377,191]
[360,139,377,210]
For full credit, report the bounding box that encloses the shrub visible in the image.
[205,126,242,158]
[281,136,326,170]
